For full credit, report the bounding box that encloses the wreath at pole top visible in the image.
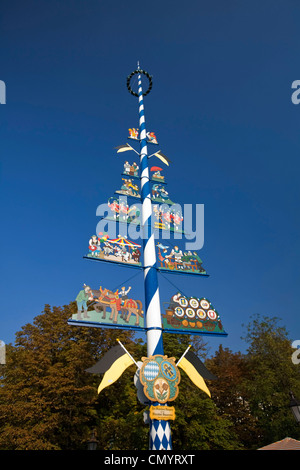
[126,69,153,97]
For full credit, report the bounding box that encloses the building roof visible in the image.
[258,437,300,450]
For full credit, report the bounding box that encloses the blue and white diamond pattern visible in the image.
[144,361,159,381]
[150,419,172,450]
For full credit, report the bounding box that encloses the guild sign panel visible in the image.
[162,293,227,336]
[70,284,144,331]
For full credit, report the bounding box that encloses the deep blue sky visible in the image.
[1,0,299,356]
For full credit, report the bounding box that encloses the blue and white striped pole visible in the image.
[136,67,172,450]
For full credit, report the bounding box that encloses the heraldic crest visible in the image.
[139,355,180,404]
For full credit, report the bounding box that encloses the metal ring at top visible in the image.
[126,69,153,97]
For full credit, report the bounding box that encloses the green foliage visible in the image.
[0,307,299,450]
[0,302,139,450]
[172,372,242,450]
[241,314,300,446]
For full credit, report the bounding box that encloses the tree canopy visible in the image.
[0,305,299,450]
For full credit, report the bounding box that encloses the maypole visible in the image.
[128,63,172,450]
[68,62,228,453]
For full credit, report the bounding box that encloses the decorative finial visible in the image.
[127,67,152,97]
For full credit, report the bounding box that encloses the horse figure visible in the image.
[91,287,144,326]
[120,298,144,326]
[92,287,121,324]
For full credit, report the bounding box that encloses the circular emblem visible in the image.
[189,298,199,308]
[174,306,185,318]
[179,297,188,307]
[197,308,206,319]
[153,378,170,403]
[161,360,177,381]
[207,309,217,320]
[200,299,210,310]
[143,361,160,380]
[186,307,196,319]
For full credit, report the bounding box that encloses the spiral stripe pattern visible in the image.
[137,73,172,450]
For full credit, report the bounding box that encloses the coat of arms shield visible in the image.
[139,355,180,404]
